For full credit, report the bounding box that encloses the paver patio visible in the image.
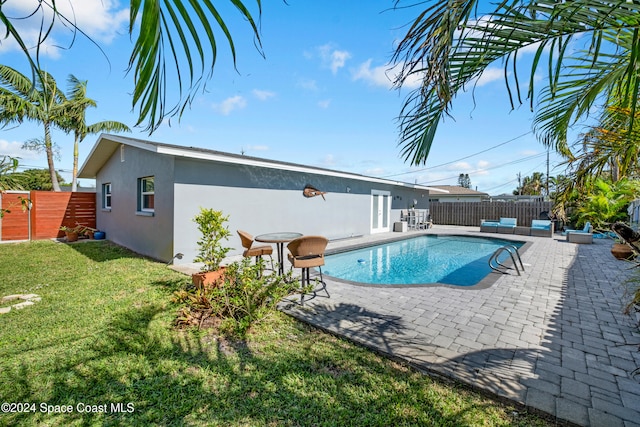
[280,226,640,427]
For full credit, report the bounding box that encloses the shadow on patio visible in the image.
[281,236,640,426]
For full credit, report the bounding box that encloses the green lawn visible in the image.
[0,240,555,426]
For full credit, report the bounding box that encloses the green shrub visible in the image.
[192,207,232,272]
[175,258,299,336]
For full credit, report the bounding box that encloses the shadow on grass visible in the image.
[3,301,503,426]
[65,240,156,263]
[281,300,536,405]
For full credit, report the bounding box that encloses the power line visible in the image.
[482,160,548,193]
[383,131,533,178]
[418,152,547,185]
[13,164,73,173]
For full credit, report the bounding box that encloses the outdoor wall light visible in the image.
[166,252,184,265]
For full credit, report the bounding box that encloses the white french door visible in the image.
[371,190,391,234]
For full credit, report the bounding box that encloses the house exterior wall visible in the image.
[171,158,429,265]
[93,144,431,265]
[95,145,175,262]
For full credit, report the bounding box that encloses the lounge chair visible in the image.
[530,219,554,237]
[565,222,593,244]
[496,217,517,234]
[562,221,591,235]
[480,219,499,233]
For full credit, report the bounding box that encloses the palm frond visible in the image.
[392,0,640,165]
[128,0,262,133]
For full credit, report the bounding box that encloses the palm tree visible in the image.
[391,0,640,165]
[0,65,67,191]
[515,172,546,196]
[64,75,130,191]
[0,1,262,134]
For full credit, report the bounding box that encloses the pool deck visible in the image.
[278,225,640,427]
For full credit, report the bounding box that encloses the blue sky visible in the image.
[0,0,567,194]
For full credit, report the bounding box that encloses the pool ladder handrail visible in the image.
[489,245,524,275]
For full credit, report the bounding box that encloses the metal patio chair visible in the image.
[237,230,274,271]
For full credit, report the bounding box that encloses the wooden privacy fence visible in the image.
[1,191,96,241]
[429,201,553,227]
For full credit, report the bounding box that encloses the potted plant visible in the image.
[191,208,232,288]
[610,222,638,260]
[60,225,81,242]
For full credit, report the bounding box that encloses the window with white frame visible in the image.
[102,183,112,209]
[138,176,155,212]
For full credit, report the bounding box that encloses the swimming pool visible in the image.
[323,235,525,287]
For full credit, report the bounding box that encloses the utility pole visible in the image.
[517,172,522,195]
[546,149,550,198]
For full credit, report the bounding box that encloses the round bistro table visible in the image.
[254,232,303,275]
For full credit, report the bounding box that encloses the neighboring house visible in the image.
[78,134,446,265]
[427,185,488,202]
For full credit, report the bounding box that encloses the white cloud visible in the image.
[212,96,247,115]
[244,145,268,151]
[352,59,392,88]
[318,44,351,74]
[252,89,275,101]
[317,99,331,109]
[296,78,318,91]
[0,139,42,160]
[446,161,473,171]
[321,154,337,167]
[475,67,505,87]
[363,167,387,176]
[0,0,129,58]
[352,60,423,89]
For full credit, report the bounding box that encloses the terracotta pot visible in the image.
[65,231,79,242]
[611,243,635,260]
[192,267,227,288]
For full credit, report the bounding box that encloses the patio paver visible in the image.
[280,226,640,427]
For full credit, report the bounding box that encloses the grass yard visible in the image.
[0,240,556,426]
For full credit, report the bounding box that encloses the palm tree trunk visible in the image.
[72,133,79,192]
[44,122,61,192]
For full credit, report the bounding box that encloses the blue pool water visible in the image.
[323,235,524,286]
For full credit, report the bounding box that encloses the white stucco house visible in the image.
[78,134,447,265]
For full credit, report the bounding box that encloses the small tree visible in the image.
[192,208,232,272]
